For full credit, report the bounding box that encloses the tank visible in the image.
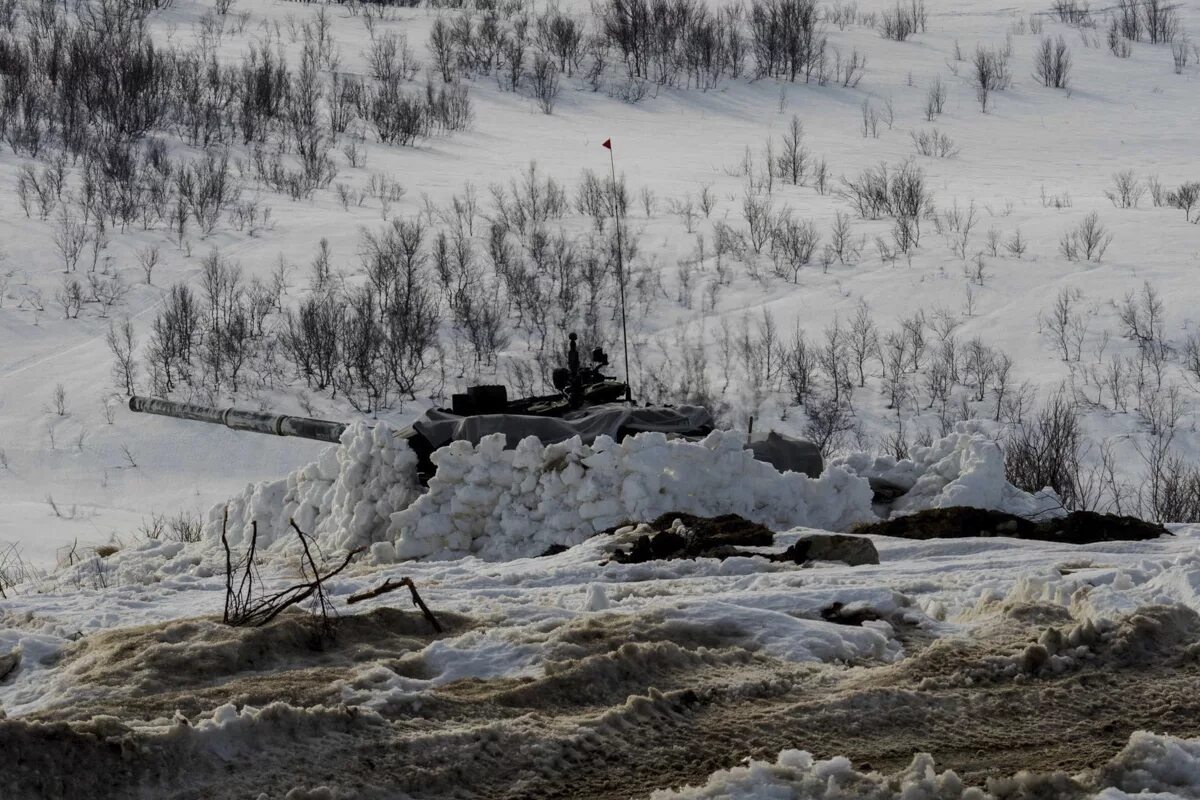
[128,334,823,480]
[128,333,629,444]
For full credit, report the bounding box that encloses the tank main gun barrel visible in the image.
[128,396,347,443]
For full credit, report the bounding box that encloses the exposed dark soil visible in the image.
[3,601,1200,800]
[854,508,1170,544]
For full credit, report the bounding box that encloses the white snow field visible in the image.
[2,0,1200,793]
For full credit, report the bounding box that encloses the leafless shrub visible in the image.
[838,161,933,241]
[910,128,958,158]
[530,54,561,114]
[222,513,362,643]
[1171,36,1190,73]
[742,192,777,254]
[1041,287,1089,361]
[984,226,1001,257]
[56,277,84,319]
[1041,185,1073,208]
[1004,228,1028,258]
[1005,391,1092,510]
[804,392,856,456]
[53,207,89,273]
[775,115,808,185]
[828,210,862,264]
[165,510,203,543]
[137,246,160,285]
[924,75,946,121]
[834,47,867,87]
[747,0,826,82]
[0,542,43,598]
[1052,0,1092,25]
[860,98,881,138]
[1105,169,1145,208]
[1117,280,1167,355]
[50,383,67,417]
[1108,19,1133,56]
[1141,0,1179,44]
[973,44,1011,112]
[639,186,657,217]
[1034,35,1072,87]
[769,214,820,282]
[1146,174,1167,206]
[811,157,830,194]
[1059,212,1112,262]
[937,199,978,259]
[1166,181,1200,222]
[826,1,857,29]
[878,0,923,41]
[107,318,137,395]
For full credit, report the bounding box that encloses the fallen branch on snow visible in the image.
[347,576,443,633]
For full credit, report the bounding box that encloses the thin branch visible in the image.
[347,576,443,633]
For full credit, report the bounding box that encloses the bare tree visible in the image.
[924,75,946,121]
[138,246,161,285]
[53,207,89,273]
[1105,169,1145,209]
[775,114,807,185]
[1167,182,1200,222]
[1042,287,1088,362]
[530,54,561,114]
[973,44,1011,112]
[56,277,84,319]
[782,324,818,406]
[107,318,138,395]
[1005,391,1091,510]
[1033,35,1071,88]
[1059,212,1112,262]
[847,302,879,387]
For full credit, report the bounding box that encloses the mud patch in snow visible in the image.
[5,601,1200,799]
[24,607,469,722]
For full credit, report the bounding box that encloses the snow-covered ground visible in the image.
[4,498,1200,796]
[1,425,1200,797]
[3,0,1200,793]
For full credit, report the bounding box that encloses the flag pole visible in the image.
[604,138,633,404]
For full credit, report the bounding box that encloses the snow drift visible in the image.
[199,420,1052,563]
[649,731,1200,800]
[831,421,1063,518]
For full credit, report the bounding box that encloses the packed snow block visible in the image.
[832,421,1062,518]
[202,423,420,558]
[777,534,879,566]
[200,420,1052,565]
[389,430,875,561]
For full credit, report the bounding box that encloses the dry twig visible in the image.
[347,576,443,633]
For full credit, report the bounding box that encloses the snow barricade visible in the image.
[204,422,421,558]
[387,429,872,560]
[831,421,1064,518]
[202,421,1052,563]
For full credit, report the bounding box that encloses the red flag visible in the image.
[602,138,612,150]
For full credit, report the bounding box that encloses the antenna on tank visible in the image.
[603,137,633,404]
